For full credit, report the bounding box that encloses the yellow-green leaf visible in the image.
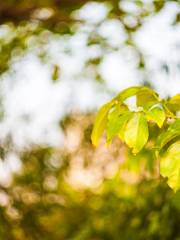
[117,112,133,141]
[166,94,180,112]
[107,104,129,143]
[156,119,180,151]
[160,141,180,192]
[146,106,166,128]
[137,91,158,107]
[169,94,180,105]
[91,100,116,146]
[107,110,132,144]
[115,86,158,102]
[124,112,149,154]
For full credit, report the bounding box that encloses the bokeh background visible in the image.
[0,0,180,239]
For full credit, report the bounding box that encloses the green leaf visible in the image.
[146,106,166,128]
[91,100,116,146]
[107,104,130,143]
[169,94,180,105]
[143,101,160,111]
[166,94,180,112]
[156,119,180,151]
[115,86,158,102]
[107,109,132,143]
[137,91,159,107]
[118,112,134,141]
[160,141,180,192]
[124,112,149,154]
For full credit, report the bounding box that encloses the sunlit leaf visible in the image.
[117,112,134,142]
[115,86,158,103]
[107,108,132,143]
[143,101,160,111]
[146,106,166,128]
[169,94,180,105]
[166,94,180,112]
[91,99,116,146]
[156,119,180,151]
[137,91,158,107]
[160,141,180,192]
[107,104,130,143]
[124,112,149,154]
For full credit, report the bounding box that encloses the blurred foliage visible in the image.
[0,1,179,239]
[0,113,179,239]
[0,0,179,79]
[0,0,173,27]
[0,150,179,240]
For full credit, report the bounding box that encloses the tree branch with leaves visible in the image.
[91,86,180,192]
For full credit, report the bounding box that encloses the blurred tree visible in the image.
[0,0,179,77]
[0,113,179,239]
[0,0,170,26]
[2,174,180,240]
[0,1,179,239]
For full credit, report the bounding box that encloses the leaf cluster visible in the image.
[91,86,180,192]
